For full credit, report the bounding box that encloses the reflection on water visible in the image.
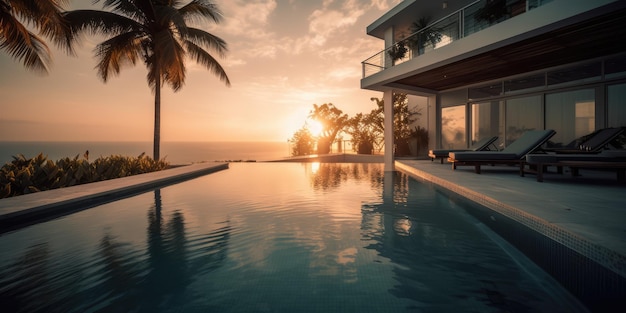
[308,163,383,191]
[362,171,577,312]
[0,163,583,312]
[0,189,231,312]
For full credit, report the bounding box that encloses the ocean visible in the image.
[0,141,290,165]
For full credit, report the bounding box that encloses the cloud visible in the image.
[222,58,247,67]
[370,0,398,11]
[326,67,360,82]
[217,0,278,38]
[307,1,366,46]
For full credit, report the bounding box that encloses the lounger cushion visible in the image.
[501,130,556,157]
[429,149,470,157]
[545,127,624,153]
[449,151,518,161]
[450,130,554,161]
[429,136,499,159]
[526,149,626,163]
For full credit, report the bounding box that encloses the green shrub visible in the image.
[0,153,169,199]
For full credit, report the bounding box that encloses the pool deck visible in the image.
[0,155,624,279]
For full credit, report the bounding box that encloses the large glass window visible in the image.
[441,105,466,149]
[547,62,601,86]
[605,56,626,79]
[469,82,502,100]
[545,89,595,147]
[505,96,543,145]
[471,101,504,148]
[504,73,544,94]
[608,83,626,127]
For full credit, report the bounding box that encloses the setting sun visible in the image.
[307,119,324,137]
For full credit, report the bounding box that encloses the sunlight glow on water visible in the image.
[0,163,584,312]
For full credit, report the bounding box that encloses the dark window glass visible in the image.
[469,82,502,99]
[504,73,545,93]
[547,62,601,85]
[545,89,595,147]
[442,105,466,149]
[608,83,626,128]
[472,101,504,148]
[605,56,626,78]
[505,96,542,146]
[441,89,467,106]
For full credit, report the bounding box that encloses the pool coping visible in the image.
[0,162,228,233]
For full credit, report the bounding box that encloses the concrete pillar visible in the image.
[384,90,394,171]
[384,27,394,68]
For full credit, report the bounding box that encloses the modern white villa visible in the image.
[361,0,626,171]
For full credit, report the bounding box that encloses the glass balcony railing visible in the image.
[362,0,553,78]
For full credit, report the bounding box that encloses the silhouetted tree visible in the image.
[0,0,71,73]
[370,93,420,156]
[346,112,382,154]
[309,103,348,154]
[63,0,231,161]
[290,126,316,156]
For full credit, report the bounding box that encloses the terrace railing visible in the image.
[362,0,553,78]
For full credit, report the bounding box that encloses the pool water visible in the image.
[0,163,585,312]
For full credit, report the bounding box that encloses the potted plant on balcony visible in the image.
[475,0,509,25]
[387,40,408,62]
[408,16,443,55]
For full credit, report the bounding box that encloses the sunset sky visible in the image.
[0,0,401,142]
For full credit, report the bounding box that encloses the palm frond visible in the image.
[4,0,73,57]
[152,28,186,91]
[154,4,188,37]
[185,40,230,86]
[185,27,226,58]
[98,0,151,24]
[94,31,144,81]
[178,0,223,24]
[63,9,143,35]
[0,8,51,73]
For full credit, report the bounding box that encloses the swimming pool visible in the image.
[0,162,585,312]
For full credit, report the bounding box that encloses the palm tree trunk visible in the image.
[154,73,161,161]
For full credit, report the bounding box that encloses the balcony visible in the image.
[361,0,626,93]
[362,0,554,79]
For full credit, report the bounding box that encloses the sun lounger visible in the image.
[448,129,556,174]
[543,127,624,154]
[524,150,626,182]
[428,136,499,164]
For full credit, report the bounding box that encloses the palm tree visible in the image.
[0,0,71,74]
[63,0,231,161]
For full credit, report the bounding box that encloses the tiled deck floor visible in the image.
[396,159,626,279]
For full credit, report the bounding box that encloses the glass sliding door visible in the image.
[471,101,504,149]
[441,105,466,149]
[505,96,543,146]
[545,89,595,147]
[608,83,626,128]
